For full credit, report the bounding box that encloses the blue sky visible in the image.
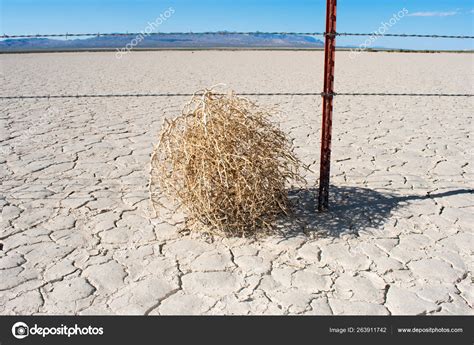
[1,0,473,49]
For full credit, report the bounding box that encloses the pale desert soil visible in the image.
[0,51,472,315]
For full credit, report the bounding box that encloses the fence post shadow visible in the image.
[276,186,473,238]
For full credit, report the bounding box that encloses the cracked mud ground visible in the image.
[0,51,472,315]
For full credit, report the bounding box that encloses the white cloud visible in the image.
[407,11,458,17]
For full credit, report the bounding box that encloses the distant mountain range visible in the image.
[0,33,324,51]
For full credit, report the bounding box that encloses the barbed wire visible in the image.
[1,31,473,39]
[333,92,474,97]
[1,92,472,100]
[335,32,474,39]
[0,93,316,99]
[1,32,325,39]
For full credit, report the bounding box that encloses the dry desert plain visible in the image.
[0,51,473,315]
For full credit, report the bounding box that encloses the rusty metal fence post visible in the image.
[318,0,337,211]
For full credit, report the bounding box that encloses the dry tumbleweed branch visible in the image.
[150,87,306,236]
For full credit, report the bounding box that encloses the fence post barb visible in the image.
[318,0,337,212]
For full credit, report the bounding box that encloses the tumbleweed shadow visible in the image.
[277,186,473,238]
